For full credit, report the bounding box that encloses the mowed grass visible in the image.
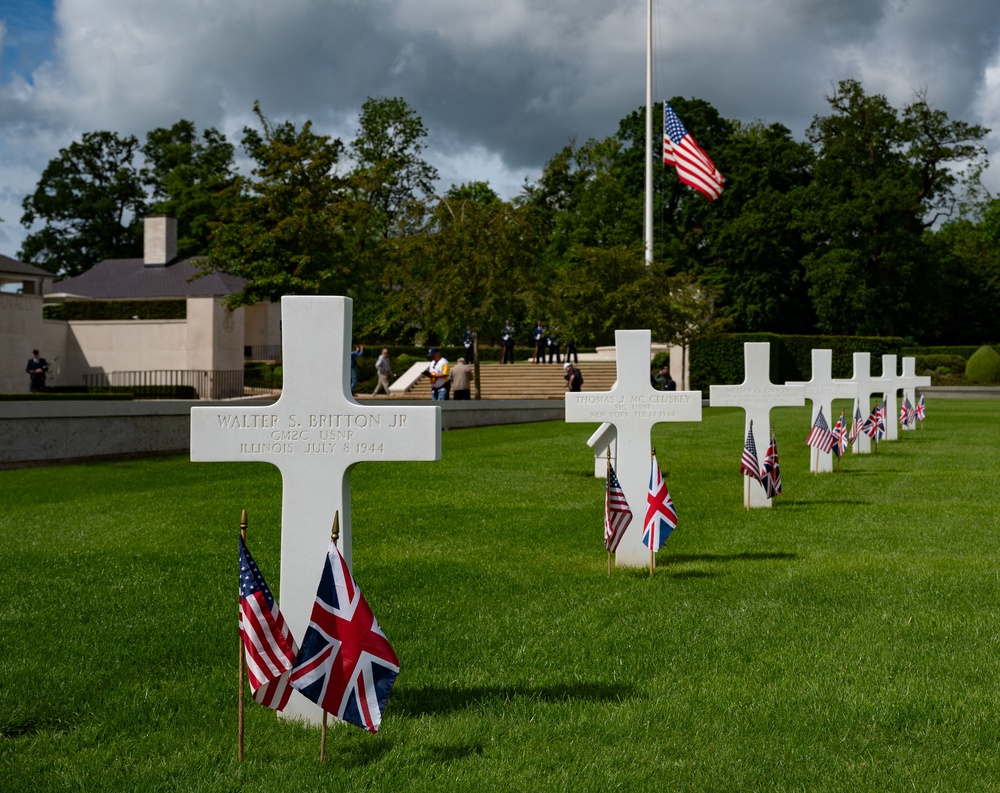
[1,400,999,791]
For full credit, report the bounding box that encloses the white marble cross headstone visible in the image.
[896,357,931,431]
[849,352,891,454]
[879,354,900,442]
[565,330,702,568]
[787,349,858,473]
[709,342,805,507]
[190,296,441,725]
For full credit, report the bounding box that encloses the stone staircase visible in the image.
[364,361,619,400]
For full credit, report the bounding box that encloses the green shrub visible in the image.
[915,354,967,374]
[965,345,1000,384]
[651,351,670,369]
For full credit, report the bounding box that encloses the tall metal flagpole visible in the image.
[644,0,654,266]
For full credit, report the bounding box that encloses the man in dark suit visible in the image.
[26,350,48,392]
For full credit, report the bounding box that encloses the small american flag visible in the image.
[290,540,400,733]
[604,462,633,553]
[239,536,297,711]
[663,102,724,201]
[900,396,915,428]
[761,429,782,499]
[848,404,865,443]
[741,423,761,482]
[806,407,836,454]
[642,452,677,552]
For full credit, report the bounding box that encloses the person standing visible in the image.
[427,348,451,400]
[532,321,546,364]
[546,330,560,364]
[463,325,475,363]
[564,339,578,364]
[26,350,48,393]
[451,357,474,400]
[350,343,364,395]
[564,362,583,392]
[372,348,393,395]
[501,320,515,364]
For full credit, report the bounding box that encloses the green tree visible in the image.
[19,131,147,276]
[801,79,988,336]
[142,120,237,258]
[207,103,358,306]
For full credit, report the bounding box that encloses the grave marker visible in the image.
[565,330,702,568]
[896,357,931,431]
[880,355,900,442]
[850,352,891,454]
[191,296,441,725]
[709,342,804,507]
[787,349,858,473]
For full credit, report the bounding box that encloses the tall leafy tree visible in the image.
[801,79,988,336]
[142,120,237,258]
[207,103,358,306]
[19,131,147,276]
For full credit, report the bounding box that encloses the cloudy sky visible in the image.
[2,0,1000,254]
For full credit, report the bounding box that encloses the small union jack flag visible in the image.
[806,407,836,454]
[761,429,782,499]
[915,395,926,422]
[290,540,400,733]
[741,423,761,483]
[239,536,297,711]
[642,452,677,552]
[604,462,633,553]
[831,410,848,458]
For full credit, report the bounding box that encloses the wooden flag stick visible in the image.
[238,508,247,763]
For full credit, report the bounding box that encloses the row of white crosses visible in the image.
[567,336,931,567]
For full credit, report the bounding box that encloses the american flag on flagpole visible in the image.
[761,428,782,499]
[642,452,677,552]
[831,410,848,458]
[239,536,297,711]
[604,462,633,553]
[805,407,836,454]
[663,102,725,201]
[741,423,761,482]
[290,540,400,733]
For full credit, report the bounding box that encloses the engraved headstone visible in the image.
[565,330,702,568]
[709,342,805,507]
[787,349,858,473]
[850,352,891,454]
[191,296,441,725]
[896,357,931,431]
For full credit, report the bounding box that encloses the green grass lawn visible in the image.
[1,400,999,791]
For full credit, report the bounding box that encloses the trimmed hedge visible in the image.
[689,333,907,394]
[965,346,1000,384]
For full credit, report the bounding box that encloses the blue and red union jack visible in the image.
[916,395,926,422]
[761,429,782,499]
[290,540,400,733]
[642,452,677,552]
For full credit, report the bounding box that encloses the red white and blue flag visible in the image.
[900,396,915,428]
[761,429,782,499]
[916,395,926,422]
[848,404,865,443]
[877,398,887,441]
[642,452,677,552]
[806,407,836,454]
[239,536,297,711]
[830,410,848,458]
[290,540,400,733]
[663,102,725,201]
[604,462,633,553]
[741,424,761,483]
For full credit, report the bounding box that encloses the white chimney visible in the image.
[144,216,178,266]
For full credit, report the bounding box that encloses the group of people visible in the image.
[425,348,473,401]
[498,320,578,365]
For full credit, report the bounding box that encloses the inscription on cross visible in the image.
[850,352,891,454]
[709,342,804,507]
[787,349,858,473]
[565,330,702,568]
[190,296,441,725]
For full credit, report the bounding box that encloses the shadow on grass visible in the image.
[664,551,797,565]
[392,681,634,717]
[776,498,869,506]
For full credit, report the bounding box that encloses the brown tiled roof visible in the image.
[54,257,246,299]
[0,254,52,278]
